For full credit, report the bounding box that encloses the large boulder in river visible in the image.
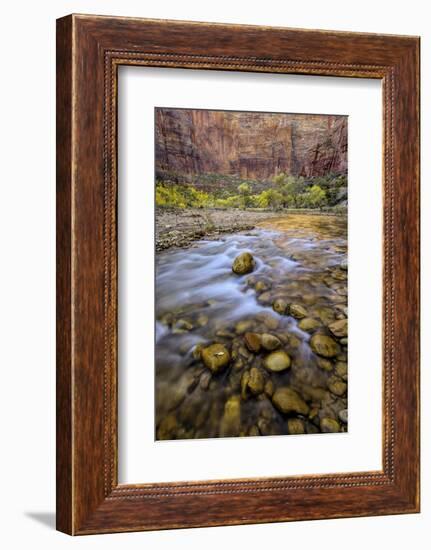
[263,350,291,372]
[272,387,310,415]
[232,252,255,275]
[310,334,340,358]
[201,343,230,373]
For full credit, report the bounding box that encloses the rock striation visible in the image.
[155,108,347,182]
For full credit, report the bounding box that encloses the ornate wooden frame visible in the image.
[56,14,420,534]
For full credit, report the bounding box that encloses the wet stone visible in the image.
[263,350,291,372]
[232,252,255,275]
[272,387,310,416]
[201,344,230,373]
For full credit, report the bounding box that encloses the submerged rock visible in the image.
[201,343,230,373]
[261,333,281,351]
[232,252,255,275]
[289,303,308,319]
[272,298,288,315]
[327,375,347,396]
[298,317,322,332]
[244,332,262,353]
[248,367,265,395]
[272,387,309,415]
[328,318,348,338]
[263,350,291,372]
[287,418,305,435]
[320,417,340,433]
[219,395,241,437]
[310,334,340,358]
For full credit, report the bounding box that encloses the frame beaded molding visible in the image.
[102,50,396,499]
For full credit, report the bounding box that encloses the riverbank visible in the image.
[156,207,346,251]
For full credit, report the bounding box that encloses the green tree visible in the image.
[237,182,252,208]
[306,185,327,209]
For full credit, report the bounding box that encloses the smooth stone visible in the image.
[316,357,333,372]
[340,337,348,346]
[248,367,265,395]
[327,375,347,396]
[235,319,255,334]
[201,343,230,373]
[273,298,288,315]
[310,334,340,358]
[196,314,209,327]
[232,252,255,275]
[272,387,310,415]
[335,361,348,379]
[328,318,348,338]
[340,259,348,271]
[263,350,291,372]
[289,303,308,319]
[338,409,348,424]
[264,379,275,397]
[255,280,270,292]
[320,417,340,433]
[244,332,262,353]
[219,395,241,437]
[261,333,281,351]
[287,418,305,435]
[257,313,279,330]
[298,317,322,332]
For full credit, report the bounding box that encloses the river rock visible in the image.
[235,319,255,334]
[310,334,340,358]
[255,280,270,292]
[328,318,348,338]
[273,298,288,315]
[289,304,308,319]
[263,350,291,372]
[338,409,348,424]
[157,414,178,440]
[320,417,340,433]
[287,418,305,435]
[261,333,281,351]
[232,252,255,275]
[244,332,262,353]
[219,395,241,437]
[272,387,310,415]
[327,375,347,396]
[248,367,265,395]
[257,312,279,330]
[316,357,333,372]
[340,258,348,271]
[264,379,275,397]
[201,343,230,373]
[335,361,348,379]
[298,317,322,332]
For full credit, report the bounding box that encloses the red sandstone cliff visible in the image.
[155,108,347,181]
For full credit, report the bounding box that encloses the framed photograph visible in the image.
[56,14,420,534]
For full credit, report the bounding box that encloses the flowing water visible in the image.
[155,213,348,440]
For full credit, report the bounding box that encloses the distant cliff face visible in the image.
[155,108,347,181]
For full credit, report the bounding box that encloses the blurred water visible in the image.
[155,214,347,440]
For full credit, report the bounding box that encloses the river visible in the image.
[155,213,348,440]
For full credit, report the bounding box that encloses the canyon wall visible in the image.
[155,108,347,182]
